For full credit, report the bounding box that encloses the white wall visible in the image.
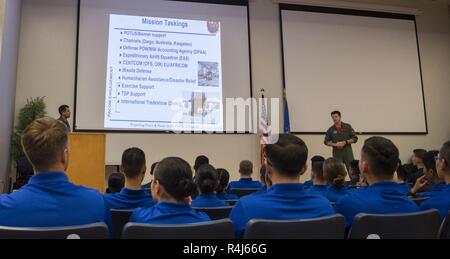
[0,0,22,192]
[13,0,450,185]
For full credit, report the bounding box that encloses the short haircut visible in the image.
[323,158,346,188]
[21,117,68,171]
[149,162,158,176]
[311,161,324,181]
[423,150,439,175]
[311,155,325,164]
[349,160,361,176]
[439,141,450,166]
[396,165,408,182]
[154,157,196,201]
[331,111,341,117]
[106,173,125,194]
[58,105,69,115]
[413,149,427,162]
[239,160,253,175]
[264,134,308,177]
[361,136,399,178]
[196,164,219,194]
[216,168,230,193]
[121,147,146,179]
[194,155,209,171]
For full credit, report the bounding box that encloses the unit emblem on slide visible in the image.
[207,21,220,34]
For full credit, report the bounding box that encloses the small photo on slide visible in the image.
[198,61,220,87]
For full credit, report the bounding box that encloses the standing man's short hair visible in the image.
[21,117,68,171]
[331,111,341,117]
[121,147,146,179]
[58,105,69,115]
[239,160,253,175]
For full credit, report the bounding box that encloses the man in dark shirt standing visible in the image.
[324,111,358,168]
[57,105,71,132]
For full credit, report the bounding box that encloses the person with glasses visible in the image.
[229,134,335,238]
[408,151,445,198]
[420,141,450,219]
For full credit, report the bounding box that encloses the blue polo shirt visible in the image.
[420,184,450,219]
[216,191,239,200]
[417,182,446,198]
[103,188,155,210]
[130,202,211,224]
[396,182,412,194]
[0,172,112,229]
[227,178,263,190]
[230,183,335,238]
[306,184,328,195]
[249,186,267,197]
[192,193,229,208]
[335,181,419,227]
[323,185,349,202]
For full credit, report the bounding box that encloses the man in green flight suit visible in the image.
[324,111,358,168]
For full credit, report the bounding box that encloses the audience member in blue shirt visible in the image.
[192,164,228,207]
[130,157,210,224]
[216,168,239,200]
[249,164,271,196]
[306,161,327,195]
[227,160,263,190]
[141,162,158,189]
[105,172,125,194]
[230,134,335,238]
[345,160,360,188]
[0,117,111,229]
[420,141,450,219]
[335,137,419,228]
[409,151,445,198]
[407,149,427,184]
[396,164,412,194]
[322,158,349,202]
[104,148,155,210]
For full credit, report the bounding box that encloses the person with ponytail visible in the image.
[335,137,419,228]
[216,168,239,200]
[322,158,349,202]
[130,157,210,224]
[191,164,229,207]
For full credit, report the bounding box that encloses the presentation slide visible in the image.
[76,0,251,132]
[105,14,223,131]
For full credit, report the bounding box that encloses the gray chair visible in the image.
[228,188,260,198]
[439,211,450,239]
[411,196,430,206]
[122,219,235,239]
[348,209,441,239]
[193,206,234,220]
[111,209,133,239]
[0,222,109,239]
[243,214,346,239]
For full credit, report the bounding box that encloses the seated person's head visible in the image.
[323,158,347,188]
[310,155,325,181]
[239,160,253,178]
[422,150,440,182]
[216,168,230,193]
[396,164,408,183]
[121,147,146,182]
[194,155,209,172]
[195,164,219,194]
[412,149,427,167]
[311,161,325,185]
[360,137,399,184]
[436,141,450,179]
[349,160,361,180]
[150,162,158,176]
[106,173,125,194]
[264,134,308,183]
[259,164,271,187]
[152,157,196,203]
[21,117,69,173]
